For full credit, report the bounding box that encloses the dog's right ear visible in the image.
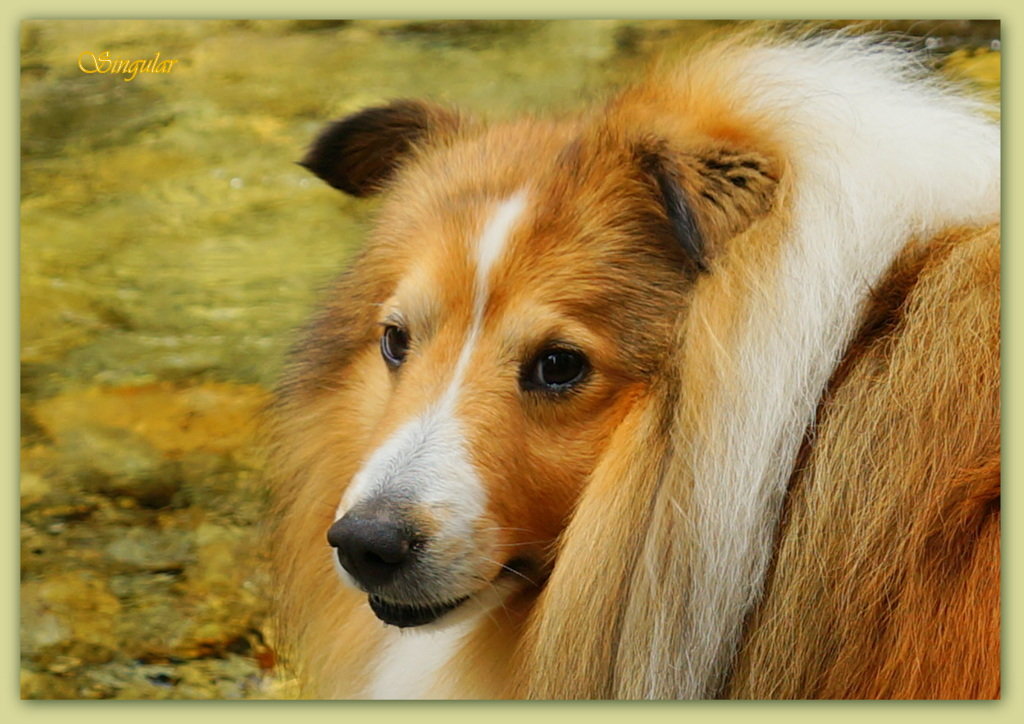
[300,99,462,197]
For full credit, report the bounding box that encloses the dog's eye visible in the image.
[523,348,589,392]
[380,325,409,368]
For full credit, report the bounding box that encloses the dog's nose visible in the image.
[327,514,414,588]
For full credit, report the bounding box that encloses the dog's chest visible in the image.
[367,619,474,699]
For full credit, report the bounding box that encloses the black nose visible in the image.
[327,513,415,589]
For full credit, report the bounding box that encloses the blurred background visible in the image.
[19,19,1000,699]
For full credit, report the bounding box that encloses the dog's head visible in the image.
[294,97,778,628]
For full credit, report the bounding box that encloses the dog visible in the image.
[268,30,1000,699]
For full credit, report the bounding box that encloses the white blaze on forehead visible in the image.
[337,191,529,522]
[446,190,529,400]
[474,192,528,301]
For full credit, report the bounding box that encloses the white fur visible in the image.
[635,37,999,698]
[369,618,475,699]
[367,583,514,699]
[475,192,528,300]
[336,192,528,527]
[337,193,528,698]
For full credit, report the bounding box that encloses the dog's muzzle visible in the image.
[327,505,472,628]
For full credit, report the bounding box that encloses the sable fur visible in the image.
[728,225,1000,699]
[268,30,1000,699]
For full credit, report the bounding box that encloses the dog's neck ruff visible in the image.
[640,38,999,698]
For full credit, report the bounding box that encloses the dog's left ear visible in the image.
[300,99,462,197]
[638,143,780,272]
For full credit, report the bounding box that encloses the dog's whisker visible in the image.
[482,556,538,587]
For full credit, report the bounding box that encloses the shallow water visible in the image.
[19,19,999,699]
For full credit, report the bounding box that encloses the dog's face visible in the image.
[296,99,777,627]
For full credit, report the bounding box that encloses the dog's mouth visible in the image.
[366,557,537,628]
[368,594,470,628]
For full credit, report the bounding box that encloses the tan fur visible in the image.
[268,32,999,699]
[270,116,705,696]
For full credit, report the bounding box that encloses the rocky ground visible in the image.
[19,19,999,699]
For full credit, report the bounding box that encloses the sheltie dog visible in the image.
[268,30,1000,699]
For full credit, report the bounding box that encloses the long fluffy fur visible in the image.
[727,225,1000,698]
[519,33,999,699]
[270,30,1000,699]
